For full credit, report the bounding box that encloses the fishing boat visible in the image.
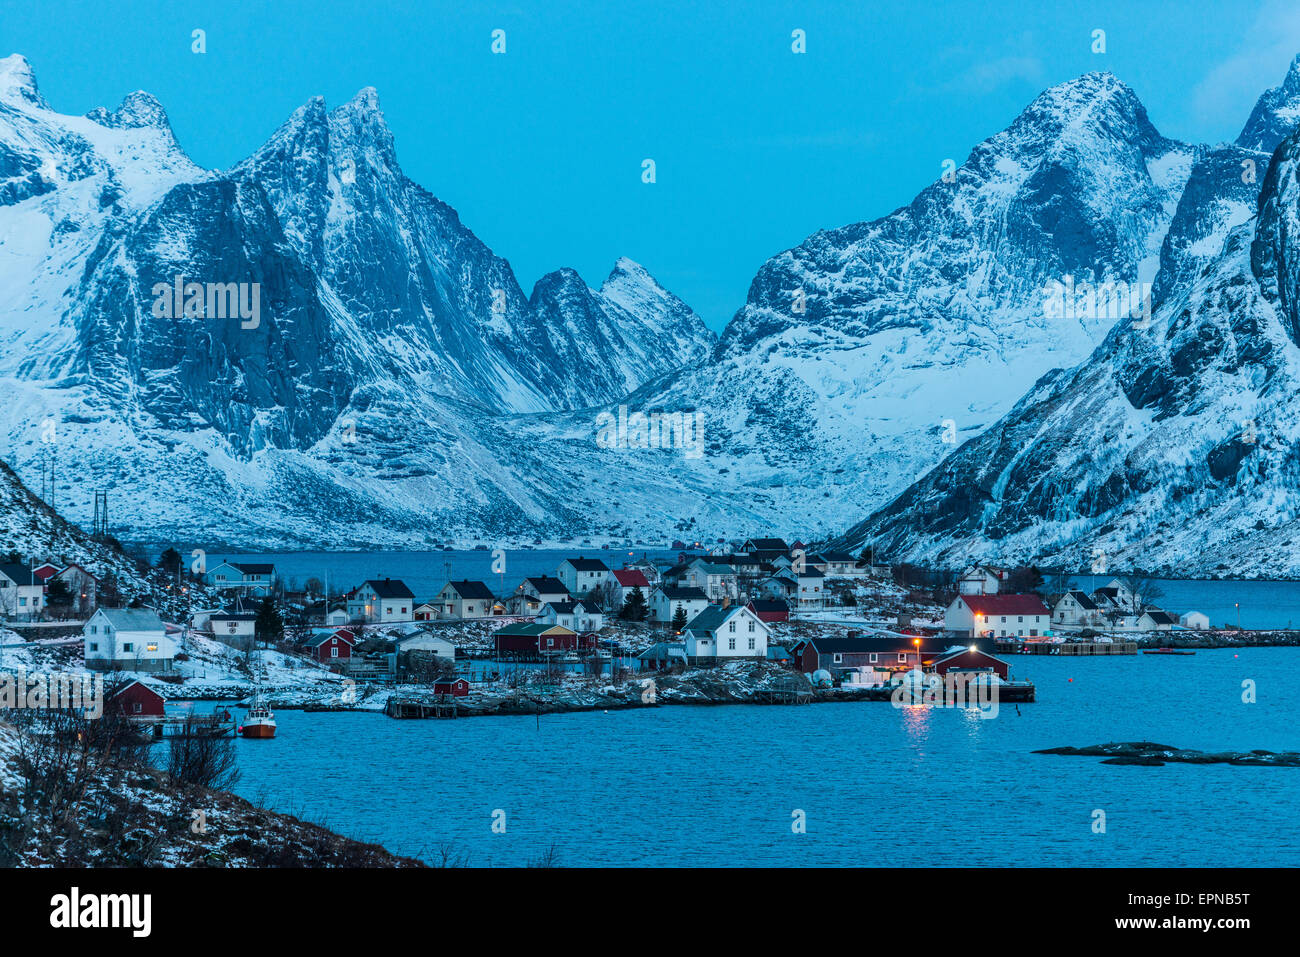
[239,690,277,738]
[1142,647,1196,656]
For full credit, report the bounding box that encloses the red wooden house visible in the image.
[106,679,165,718]
[747,598,789,623]
[493,622,588,654]
[432,676,470,697]
[309,628,356,662]
[931,647,1009,680]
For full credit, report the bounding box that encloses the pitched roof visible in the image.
[612,569,650,588]
[1061,590,1098,610]
[309,629,357,647]
[563,557,609,572]
[232,562,275,575]
[744,538,789,551]
[0,562,35,585]
[957,594,1050,616]
[443,579,494,600]
[684,604,758,634]
[818,551,858,563]
[361,579,415,599]
[95,608,165,632]
[522,576,569,594]
[657,586,707,600]
[542,600,587,615]
[1142,609,1179,624]
[747,599,789,612]
[493,622,577,637]
[637,641,688,660]
[690,561,734,575]
[933,647,1009,666]
[210,611,257,621]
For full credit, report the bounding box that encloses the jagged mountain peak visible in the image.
[85,90,173,131]
[0,53,46,109]
[998,70,1168,160]
[1237,52,1300,153]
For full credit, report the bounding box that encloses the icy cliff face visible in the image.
[836,124,1300,576]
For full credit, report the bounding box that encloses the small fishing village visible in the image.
[4,538,1298,729]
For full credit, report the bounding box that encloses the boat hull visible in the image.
[240,721,277,739]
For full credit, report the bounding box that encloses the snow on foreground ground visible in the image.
[0,626,346,704]
[0,720,423,866]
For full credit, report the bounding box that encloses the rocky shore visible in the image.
[1034,741,1300,767]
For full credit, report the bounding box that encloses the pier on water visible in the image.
[386,696,458,719]
[996,640,1138,656]
[133,712,236,739]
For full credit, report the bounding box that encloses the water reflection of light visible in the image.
[900,702,931,742]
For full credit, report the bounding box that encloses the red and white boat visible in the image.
[239,692,277,739]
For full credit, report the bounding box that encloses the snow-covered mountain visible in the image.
[0,54,717,546]
[587,72,1197,531]
[1237,54,1300,154]
[7,51,1300,556]
[835,109,1300,575]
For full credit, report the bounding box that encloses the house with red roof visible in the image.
[945,594,1051,638]
[611,568,651,607]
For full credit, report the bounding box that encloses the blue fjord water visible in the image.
[210,648,1300,867]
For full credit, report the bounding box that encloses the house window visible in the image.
[331,646,339,657]
[123,643,133,652]
[728,637,736,650]
[547,638,555,647]
[869,653,878,663]
[1000,616,1006,623]
[833,653,843,663]
[132,702,142,714]
[748,622,755,632]
[897,653,907,662]
[728,622,735,632]
[748,637,755,650]
[146,644,158,652]
[89,642,98,652]
[1018,616,1023,623]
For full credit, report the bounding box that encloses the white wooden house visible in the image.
[204,561,275,596]
[54,563,99,614]
[945,594,1050,638]
[958,565,1008,595]
[538,599,604,632]
[1180,610,1210,630]
[557,558,611,599]
[83,608,174,673]
[1052,591,1105,631]
[0,562,44,619]
[434,580,495,620]
[682,558,739,602]
[208,610,257,639]
[682,604,770,663]
[610,568,652,607]
[1138,609,1178,631]
[346,579,415,623]
[650,586,710,626]
[394,632,456,661]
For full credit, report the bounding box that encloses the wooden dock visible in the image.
[996,640,1137,656]
[385,696,458,719]
[134,712,235,738]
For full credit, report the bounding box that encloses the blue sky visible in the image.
[6,0,1300,330]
